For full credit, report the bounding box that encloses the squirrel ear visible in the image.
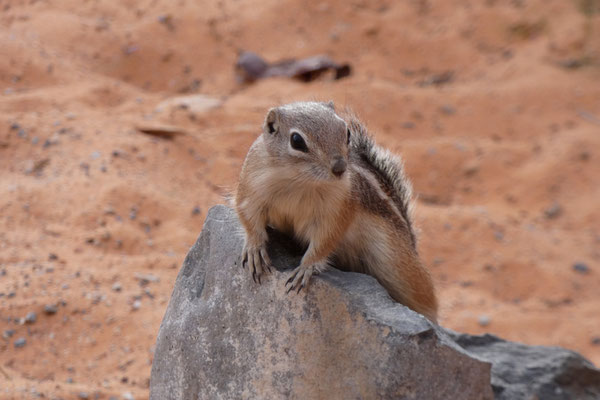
[264,108,280,135]
[324,101,335,111]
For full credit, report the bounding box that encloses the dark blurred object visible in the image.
[235,51,351,83]
[135,124,186,140]
[418,70,454,87]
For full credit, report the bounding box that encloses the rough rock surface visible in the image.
[150,205,493,399]
[448,330,600,400]
[150,205,600,399]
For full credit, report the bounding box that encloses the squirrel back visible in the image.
[348,117,417,248]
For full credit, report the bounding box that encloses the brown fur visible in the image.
[235,102,438,322]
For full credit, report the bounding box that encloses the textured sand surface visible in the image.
[1,0,599,398]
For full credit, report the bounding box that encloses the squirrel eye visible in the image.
[347,128,351,145]
[290,132,308,153]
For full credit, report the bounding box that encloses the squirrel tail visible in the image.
[347,115,418,248]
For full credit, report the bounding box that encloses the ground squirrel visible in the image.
[235,101,438,322]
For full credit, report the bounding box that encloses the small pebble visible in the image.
[48,253,58,261]
[559,58,584,69]
[483,264,495,272]
[122,392,135,400]
[78,392,89,399]
[544,203,562,219]
[3,329,15,339]
[478,315,491,327]
[439,104,456,115]
[591,337,600,346]
[132,300,141,311]
[43,138,58,148]
[14,337,26,348]
[112,282,122,292]
[191,206,201,215]
[134,273,159,285]
[44,304,58,315]
[573,262,589,274]
[462,161,480,176]
[25,311,37,324]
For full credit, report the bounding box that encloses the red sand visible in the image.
[1,0,599,398]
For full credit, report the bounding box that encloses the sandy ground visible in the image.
[1,0,599,398]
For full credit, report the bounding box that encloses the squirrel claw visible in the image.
[242,243,271,285]
[285,274,295,286]
[285,264,315,294]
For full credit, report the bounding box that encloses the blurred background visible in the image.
[1,0,599,398]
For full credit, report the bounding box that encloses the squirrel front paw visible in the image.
[285,261,327,294]
[241,243,271,284]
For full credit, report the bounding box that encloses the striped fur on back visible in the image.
[347,117,417,249]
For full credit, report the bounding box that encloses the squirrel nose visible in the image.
[331,157,347,177]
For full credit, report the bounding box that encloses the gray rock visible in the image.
[131,300,141,311]
[14,337,26,348]
[544,202,563,219]
[44,304,58,315]
[151,205,600,399]
[440,104,457,115]
[150,205,493,399]
[447,331,600,400]
[25,311,37,324]
[122,392,134,400]
[573,262,590,274]
[478,314,491,327]
[134,272,159,285]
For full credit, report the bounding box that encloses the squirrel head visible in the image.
[262,101,351,182]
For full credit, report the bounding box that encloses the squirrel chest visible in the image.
[251,161,352,245]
